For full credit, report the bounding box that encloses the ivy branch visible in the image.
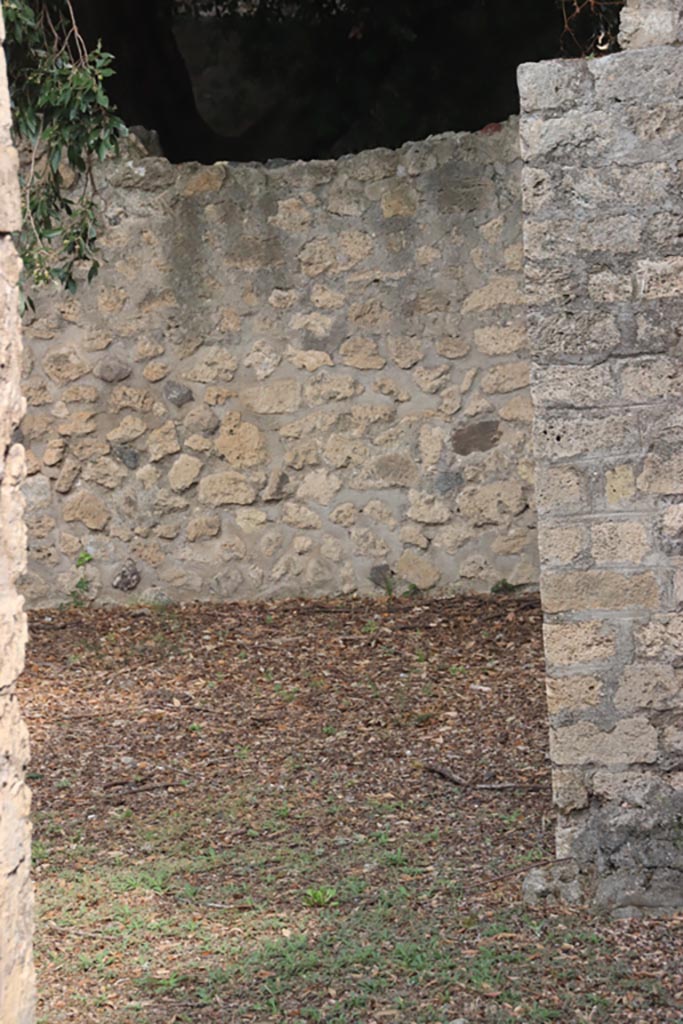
[4,0,126,300]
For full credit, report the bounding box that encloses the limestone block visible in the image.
[261,468,292,502]
[221,534,247,561]
[304,372,363,404]
[370,377,408,402]
[182,164,225,194]
[82,457,127,490]
[481,362,529,395]
[362,497,395,524]
[136,338,165,360]
[396,550,441,590]
[637,453,683,495]
[662,726,683,754]
[320,535,344,561]
[474,324,527,355]
[439,385,462,415]
[330,502,357,527]
[268,288,297,310]
[323,434,368,468]
[296,469,342,506]
[591,522,649,564]
[289,311,334,340]
[431,520,473,554]
[419,425,444,468]
[459,553,493,580]
[546,675,602,714]
[615,663,682,712]
[43,347,90,384]
[186,350,237,384]
[351,527,389,558]
[388,336,424,369]
[143,360,169,383]
[284,440,320,469]
[457,480,526,526]
[43,438,66,467]
[414,365,449,394]
[186,512,221,541]
[311,284,345,309]
[399,524,429,549]
[183,404,219,435]
[110,385,155,413]
[107,415,146,444]
[605,464,636,505]
[270,196,311,231]
[532,363,617,409]
[168,454,202,492]
[185,434,211,453]
[282,503,321,529]
[552,769,589,813]
[198,471,258,507]
[542,570,660,613]
[23,379,50,407]
[56,410,97,437]
[534,410,639,462]
[660,503,683,547]
[538,524,585,565]
[235,509,267,532]
[286,346,333,372]
[543,621,616,667]
[243,340,281,380]
[407,490,450,525]
[550,718,658,766]
[147,421,180,462]
[298,237,336,276]
[63,489,110,531]
[215,417,267,467]
[361,453,419,488]
[339,337,385,370]
[435,336,470,359]
[463,275,524,312]
[381,184,417,218]
[244,380,302,414]
[619,6,683,48]
[339,230,374,268]
[636,615,683,659]
[62,384,99,404]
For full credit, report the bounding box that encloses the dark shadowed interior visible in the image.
[72,0,622,164]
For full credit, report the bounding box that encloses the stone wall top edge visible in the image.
[122,114,521,181]
[518,45,682,114]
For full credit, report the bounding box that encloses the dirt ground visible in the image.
[20,593,683,1023]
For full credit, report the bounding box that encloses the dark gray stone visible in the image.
[111,444,140,470]
[112,559,141,592]
[369,564,393,590]
[262,468,291,502]
[95,357,132,383]
[163,380,194,407]
[435,470,463,495]
[451,419,500,455]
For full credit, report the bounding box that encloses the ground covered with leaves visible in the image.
[21,594,683,1024]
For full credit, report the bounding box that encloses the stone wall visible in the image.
[0,4,35,1020]
[519,34,683,912]
[22,119,537,607]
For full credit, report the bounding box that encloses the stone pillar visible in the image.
[0,4,34,1020]
[518,22,683,913]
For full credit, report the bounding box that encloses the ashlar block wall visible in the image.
[519,6,683,913]
[0,4,35,1019]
